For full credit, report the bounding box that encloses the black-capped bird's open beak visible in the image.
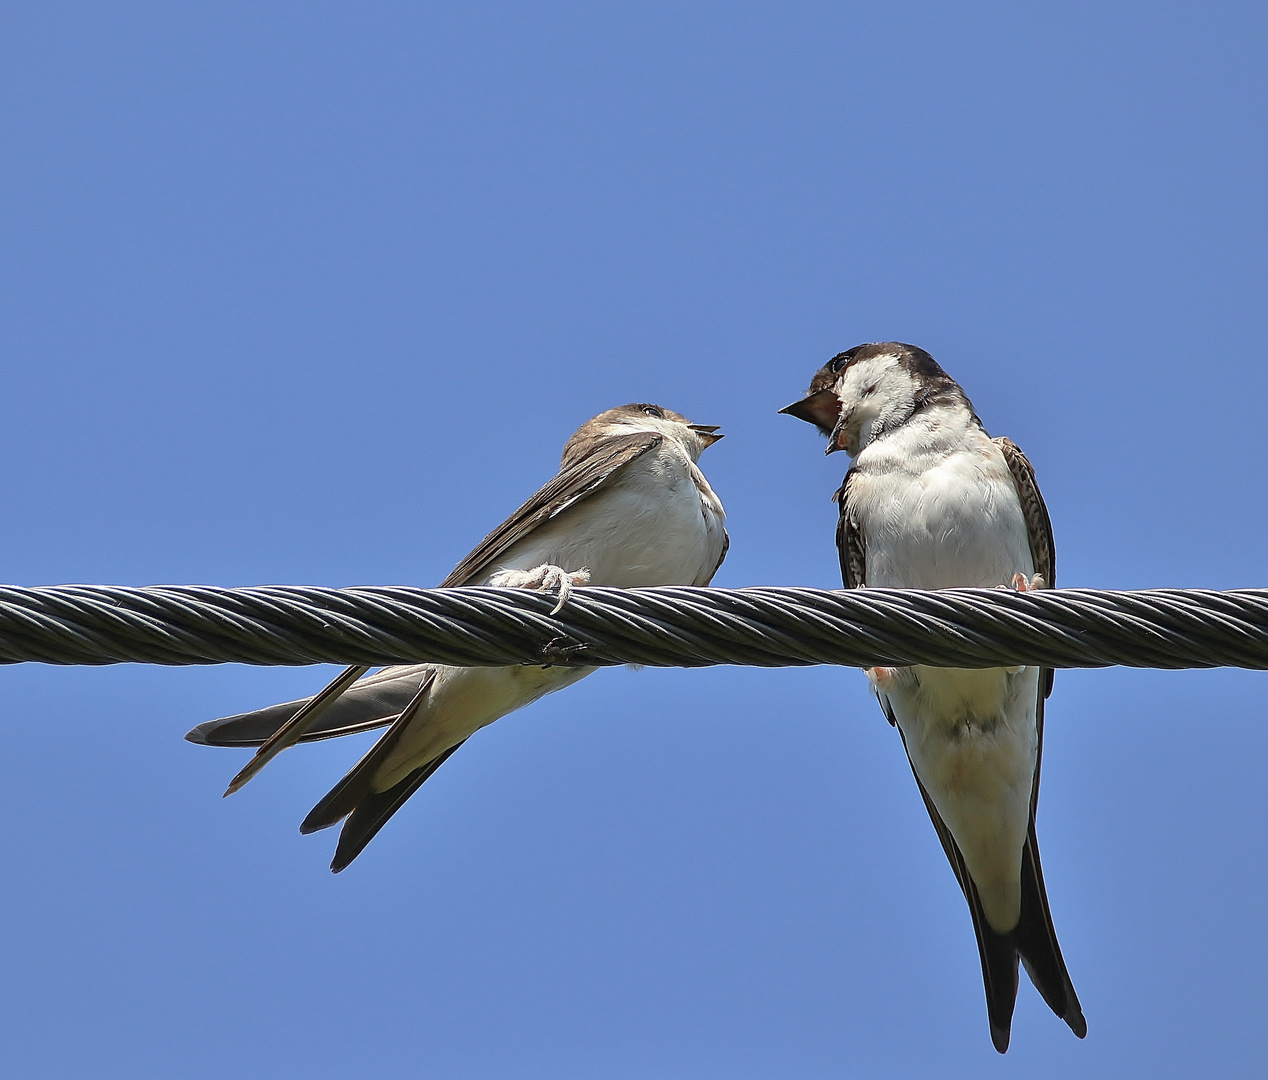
[688,423,724,447]
[824,412,849,455]
[779,389,848,453]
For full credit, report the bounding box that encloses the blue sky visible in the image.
[2,2,1267,1076]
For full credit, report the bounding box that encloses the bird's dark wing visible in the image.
[702,529,729,585]
[994,437,1055,590]
[833,468,866,591]
[441,430,663,587]
[995,436,1056,701]
[186,430,664,751]
[193,429,667,867]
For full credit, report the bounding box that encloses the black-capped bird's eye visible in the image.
[641,405,665,418]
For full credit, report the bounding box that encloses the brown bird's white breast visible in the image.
[481,437,726,588]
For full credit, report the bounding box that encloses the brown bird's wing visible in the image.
[990,436,1084,1044]
[298,429,667,868]
[187,430,664,751]
[192,429,668,869]
[703,529,730,585]
[441,430,663,587]
[993,436,1055,590]
[185,665,432,747]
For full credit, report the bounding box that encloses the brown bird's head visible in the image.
[563,403,724,467]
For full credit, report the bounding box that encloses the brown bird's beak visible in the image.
[688,423,724,447]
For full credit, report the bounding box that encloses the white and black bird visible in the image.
[187,404,727,872]
[781,343,1084,1053]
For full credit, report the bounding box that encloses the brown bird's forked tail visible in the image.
[223,664,371,795]
[295,670,470,872]
[322,743,464,873]
[185,666,436,748]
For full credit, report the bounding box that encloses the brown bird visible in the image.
[188,404,728,872]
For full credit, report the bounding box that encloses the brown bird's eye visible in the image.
[641,405,665,418]
[829,351,851,372]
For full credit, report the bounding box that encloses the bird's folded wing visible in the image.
[440,430,662,587]
[188,432,662,750]
[993,436,1054,588]
[185,665,433,747]
[833,467,865,590]
[993,435,1056,702]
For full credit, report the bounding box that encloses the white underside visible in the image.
[853,409,1039,932]
[372,437,727,790]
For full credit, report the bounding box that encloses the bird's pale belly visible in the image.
[857,450,1040,930]
[886,664,1039,931]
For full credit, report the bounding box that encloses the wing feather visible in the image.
[284,429,666,867]
[441,430,663,587]
[188,431,664,750]
[993,437,1055,588]
[993,436,1056,700]
[833,469,866,591]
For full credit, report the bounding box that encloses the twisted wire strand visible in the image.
[0,584,1264,670]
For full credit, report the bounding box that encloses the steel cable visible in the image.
[0,584,1263,670]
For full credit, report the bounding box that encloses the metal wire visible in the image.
[0,584,1264,670]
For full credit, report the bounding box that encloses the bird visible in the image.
[781,342,1085,1053]
[186,403,728,872]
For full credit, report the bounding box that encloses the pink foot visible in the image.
[866,666,900,692]
[1004,572,1046,592]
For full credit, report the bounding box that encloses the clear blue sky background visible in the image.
[2,2,1266,1077]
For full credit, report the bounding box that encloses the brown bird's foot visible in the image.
[489,563,592,614]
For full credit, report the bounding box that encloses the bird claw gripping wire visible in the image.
[488,563,592,615]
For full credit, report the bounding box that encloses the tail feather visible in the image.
[185,666,434,747]
[328,742,466,873]
[292,670,469,872]
[968,893,1022,1053]
[901,740,1083,1052]
[1014,824,1087,1038]
[908,764,1020,1051]
[300,671,437,834]
[958,831,1086,1052]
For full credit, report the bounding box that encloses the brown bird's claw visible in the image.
[489,563,592,614]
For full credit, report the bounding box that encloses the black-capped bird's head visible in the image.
[780,342,968,456]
